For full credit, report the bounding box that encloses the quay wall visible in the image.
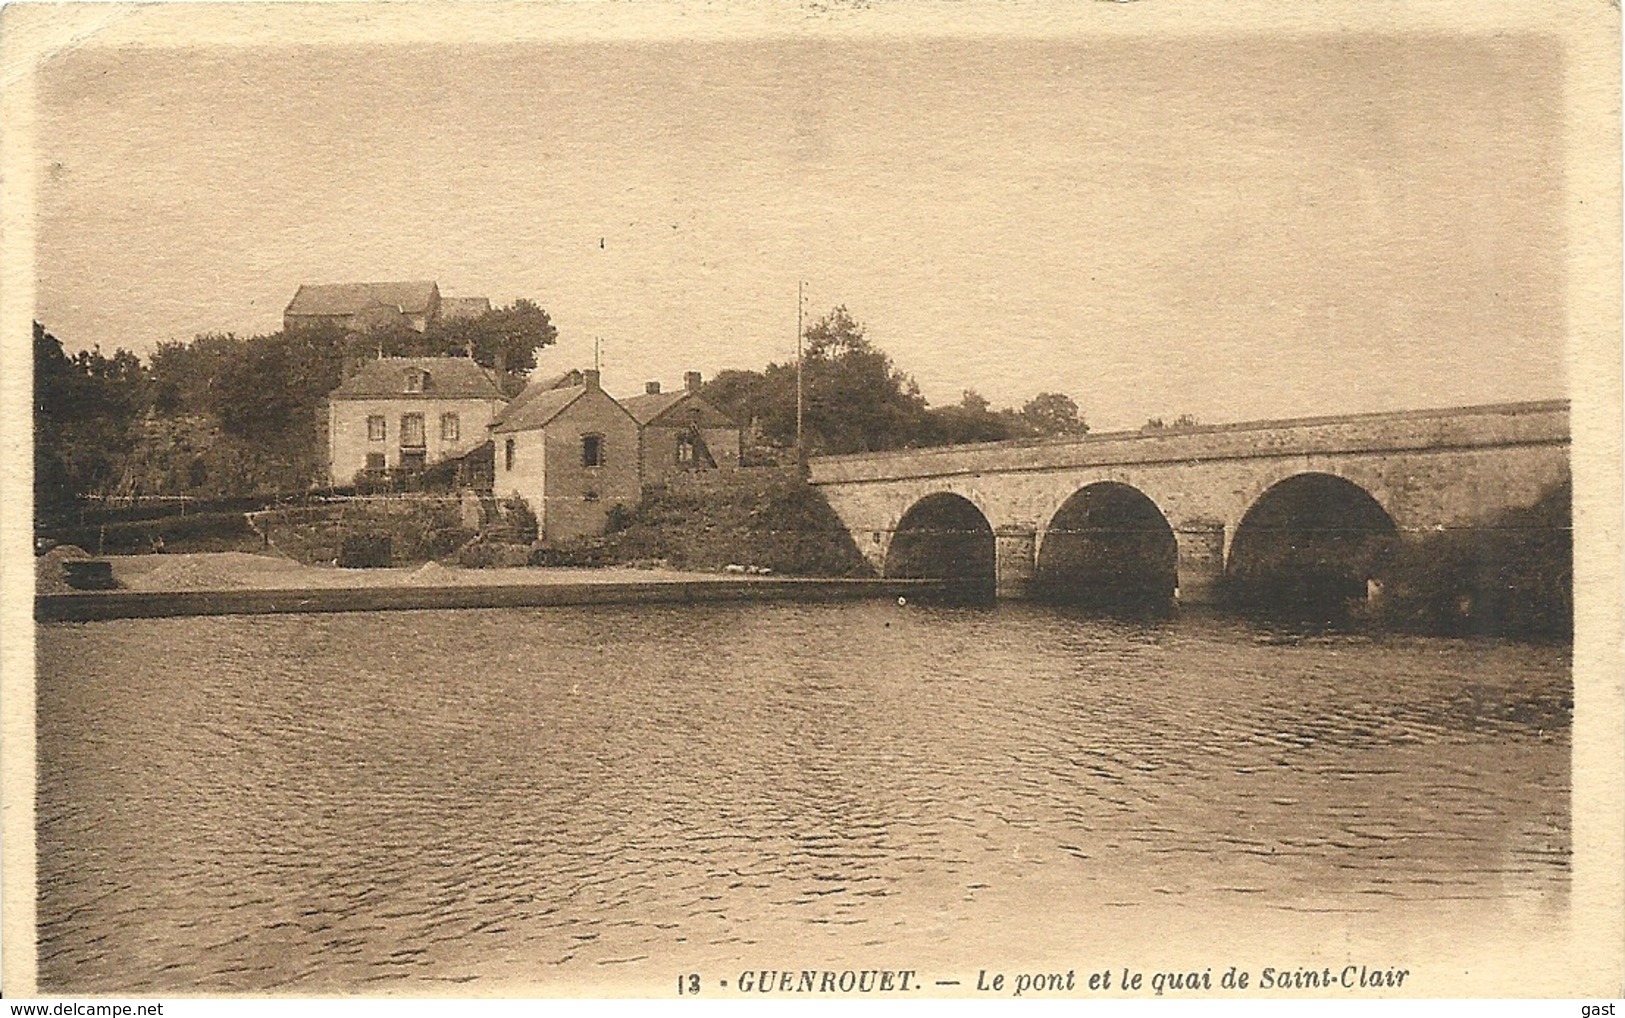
[36,576,952,623]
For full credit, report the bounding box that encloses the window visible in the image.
[676,433,696,464]
[404,369,425,393]
[583,488,600,503]
[504,438,516,471]
[365,452,386,473]
[400,450,426,472]
[581,433,604,468]
[400,413,425,448]
[367,415,386,442]
[441,413,460,442]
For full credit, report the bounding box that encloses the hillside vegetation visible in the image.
[597,468,874,577]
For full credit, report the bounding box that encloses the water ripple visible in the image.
[36,602,1569,992]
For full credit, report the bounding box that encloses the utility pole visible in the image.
[796,280,806,474]
[594,336,602,373]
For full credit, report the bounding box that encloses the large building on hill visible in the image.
[285,281,490,334]
[327,357,507,484]
[491,369,641,544]
[439,296,492,322]
[621,371,743,488]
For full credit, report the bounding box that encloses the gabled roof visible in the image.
[620,390,739,429]
[490,386,584,434]
[330,357,505,400]
[441,297,491,321]
[620,390,688,425]
[491,370,583,428]
[287,281,440,317]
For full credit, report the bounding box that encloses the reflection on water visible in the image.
[36,602,1569,992]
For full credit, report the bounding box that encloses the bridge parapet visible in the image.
[810,400,1570,601]
[808,400,1568,485]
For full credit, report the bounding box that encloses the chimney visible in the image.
[584,369,601,391]
[685,371,702,394]
[646,381,661,395]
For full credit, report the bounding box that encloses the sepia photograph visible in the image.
[3,0,1620,1002]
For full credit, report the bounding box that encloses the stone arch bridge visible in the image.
[808,401,1569,603]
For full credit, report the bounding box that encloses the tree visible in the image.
[1020,392,1088,436]
[698,307,931,455]
[1143,413,1200,432]
[923,389,1020,445]
[33,321,78,506]
[443,298,558,376]
[798,307,930,454]
[210,328,344,441]
[33,321,152,504]
[150,332,247,415]
[804,305,872,359]
[701,367,790,442]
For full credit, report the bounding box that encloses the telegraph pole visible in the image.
[796,281,806,473]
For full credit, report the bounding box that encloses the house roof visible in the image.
[620,391,690,425]
[490,386,584,433]
[441,297,491,321]
[491,370,583,428]
[620,390,739,429]
[330,357,505,400]
[287,281,440,317]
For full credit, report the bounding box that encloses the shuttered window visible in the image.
[401,413,426,448]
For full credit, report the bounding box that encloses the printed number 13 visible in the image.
[678,974,701,995]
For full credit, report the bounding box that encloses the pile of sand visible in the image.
[114,551,306,592]
[35,545,91,594]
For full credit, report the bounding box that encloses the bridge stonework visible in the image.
[808,401,1569,602]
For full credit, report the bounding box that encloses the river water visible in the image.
[35,601,1570,994]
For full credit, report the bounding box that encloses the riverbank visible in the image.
[35,550,947,622]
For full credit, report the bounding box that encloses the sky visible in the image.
[32,26,1566,431]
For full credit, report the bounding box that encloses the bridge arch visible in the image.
[884,491,997,593]
[1225,472,1397,619]
[1034,482,1178,606]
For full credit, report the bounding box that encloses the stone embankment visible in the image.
[35,551,945,622]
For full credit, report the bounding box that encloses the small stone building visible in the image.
[491,370,641,543]
[621,372,744,488]
[327,357,507,484]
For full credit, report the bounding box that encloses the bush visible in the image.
[1369,481,1571,640]
[351,469,425,495]
[48,511,258,555]
[501,496,539,543]
[456,539,534,569]
[530,539,615,568]
[339,532,393,568]
[423,526,475,560]
[259,497,471,566]
[39,494,269,530]
[604,501,636,534]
